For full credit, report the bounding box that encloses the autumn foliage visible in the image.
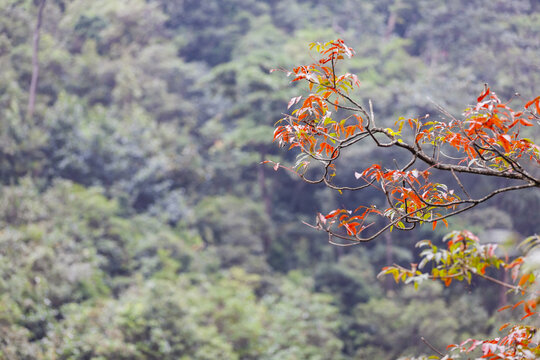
[270,39,540,359]
[271,39,539,243]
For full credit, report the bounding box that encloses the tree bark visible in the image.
[384,12,396,40]
[258,150,273,253]
[384,232,394,293]
[27,0,46,120]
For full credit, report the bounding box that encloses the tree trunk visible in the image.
[258,150,273,253]
[27,0,46,120]
[384,232,395,293]
[384,12,396,40]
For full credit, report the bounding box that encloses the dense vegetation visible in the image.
[0,0,538,359]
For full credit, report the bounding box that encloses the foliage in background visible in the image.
[0,0,539,358]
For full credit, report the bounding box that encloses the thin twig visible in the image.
[451,168,472,199]
[421,336,445,357]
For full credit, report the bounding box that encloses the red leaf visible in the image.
[519,118,533,126]
[477,86,490,102]
[325,209,345,219]
[480,264,487,275]
[524,96,540,109]
[520,312,535,320]
[512,300,524,309]
[498,134,512,152]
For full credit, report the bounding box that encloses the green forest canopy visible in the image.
[0,0,539,359]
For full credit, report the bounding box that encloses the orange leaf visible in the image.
[520,312,535,320]
[477,86,490,102]
[498,134,512,152]
[325,209,343,219]
[524,96,540,109]
[444,277,452,287]
[518,273,530,287]
[512,300,524,309]
[344,222,359,235]
[480,264,487,275]
[519,118,533,126]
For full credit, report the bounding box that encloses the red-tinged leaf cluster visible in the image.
[270,39,540,243]
[414,87,540,167]
[273,40,365,163]
[286,39,359,102]
[447,323,540,360]
[317,165,463,242]
[497,298,538,321]
[323,206,381,237]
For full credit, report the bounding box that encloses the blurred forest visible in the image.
[0,0,539,359]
